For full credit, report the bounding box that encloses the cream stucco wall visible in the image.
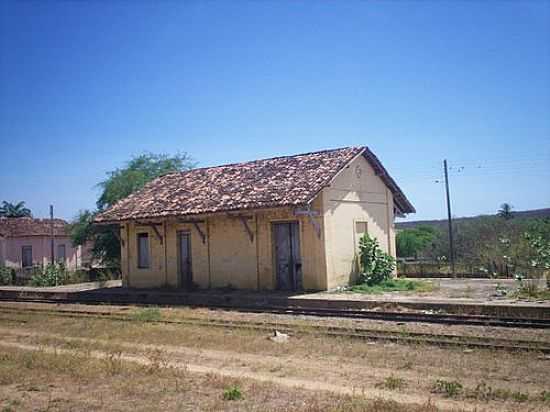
[121,200,326,290]
[322,155,396,290]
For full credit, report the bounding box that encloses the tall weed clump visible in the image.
[358,233,396,285]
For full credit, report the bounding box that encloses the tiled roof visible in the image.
[95,146,414,223]
[0,217,69,237]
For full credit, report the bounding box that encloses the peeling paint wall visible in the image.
[322,155,396,290]
[121,202,326,290]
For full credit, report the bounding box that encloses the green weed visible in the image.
[432,379,463,398]
[349,278,433,294]
[376,375,407,391]
[223,385,243,401]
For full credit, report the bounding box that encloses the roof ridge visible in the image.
[163,146,364,177]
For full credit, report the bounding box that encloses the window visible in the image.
[137,233,150,268]
[57,244,66,264]
[22,246,33,268]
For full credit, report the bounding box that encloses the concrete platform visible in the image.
[0,279,548,319]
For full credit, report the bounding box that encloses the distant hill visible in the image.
[395,208,550,230]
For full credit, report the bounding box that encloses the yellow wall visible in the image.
[321,154,396,289]
[120,201,326,290]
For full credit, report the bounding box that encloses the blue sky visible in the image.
[1,1,549,221]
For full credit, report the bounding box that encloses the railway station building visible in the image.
[94,146,415,291]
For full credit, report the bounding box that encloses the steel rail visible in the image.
[1,304,549,354]
[0,295,548,328]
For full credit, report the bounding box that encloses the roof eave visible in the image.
[361,148,416,215]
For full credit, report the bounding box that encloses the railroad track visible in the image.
[0,295,549,329]
[1,303,549,354]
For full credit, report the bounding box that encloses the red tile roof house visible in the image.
[94,147,415,291]
[0,217,90,272]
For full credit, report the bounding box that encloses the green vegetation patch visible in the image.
[130,307,163,322]
[349,278,434,294]
[223,385,243,401]
[512,287,550,301]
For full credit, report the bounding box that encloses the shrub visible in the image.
[0,266,15,285]
[358,233,396,285]
[432,379,463,398]
[29,264,68,287]
[223,385,242,401]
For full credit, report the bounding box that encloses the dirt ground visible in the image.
[301,278,550,304]
[1,304,549,411]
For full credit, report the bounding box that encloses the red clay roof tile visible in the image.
[95,146,414,223]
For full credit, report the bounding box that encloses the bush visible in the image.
[29,264,68,287]
[0,266,15,285]
[358,233,396,285]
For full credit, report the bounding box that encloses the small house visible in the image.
[0,217,89,271]
[94,147,414,291]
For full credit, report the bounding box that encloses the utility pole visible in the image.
[443,160,455,277]
[50,205,55,265]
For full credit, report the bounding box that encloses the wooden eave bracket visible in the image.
[239,216,254,243]
[135,221,164,245]
[295,207,321,239]
[226,214,254,242]
[178,219,207,244]
[193,222,207,244]
[151,225,164,245]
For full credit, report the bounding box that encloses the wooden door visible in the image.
[273,222,302,291]
[178,232,192,289]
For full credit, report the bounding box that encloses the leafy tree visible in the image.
[97,153,196,210]
[498,203,514,220]
[69,210,122,267]
[0,201,32,218]
[70,153,195,267]
[396,225,439,258]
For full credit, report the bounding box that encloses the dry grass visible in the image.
[1,306,549,411]
[1,345,454,412]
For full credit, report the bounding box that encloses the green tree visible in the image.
[70,153,195,268]
[396,226,439,258]
[498,203,514,220]
[0,201,32,218]
[97,153,195,211]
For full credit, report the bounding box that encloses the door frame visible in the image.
[271,220,302,291]
[177,231,192,289]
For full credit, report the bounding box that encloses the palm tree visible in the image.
[0,201,32,218]
[497,203,514,220]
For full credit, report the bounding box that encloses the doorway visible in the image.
[178,232,192,289]
[273,222,302,291]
